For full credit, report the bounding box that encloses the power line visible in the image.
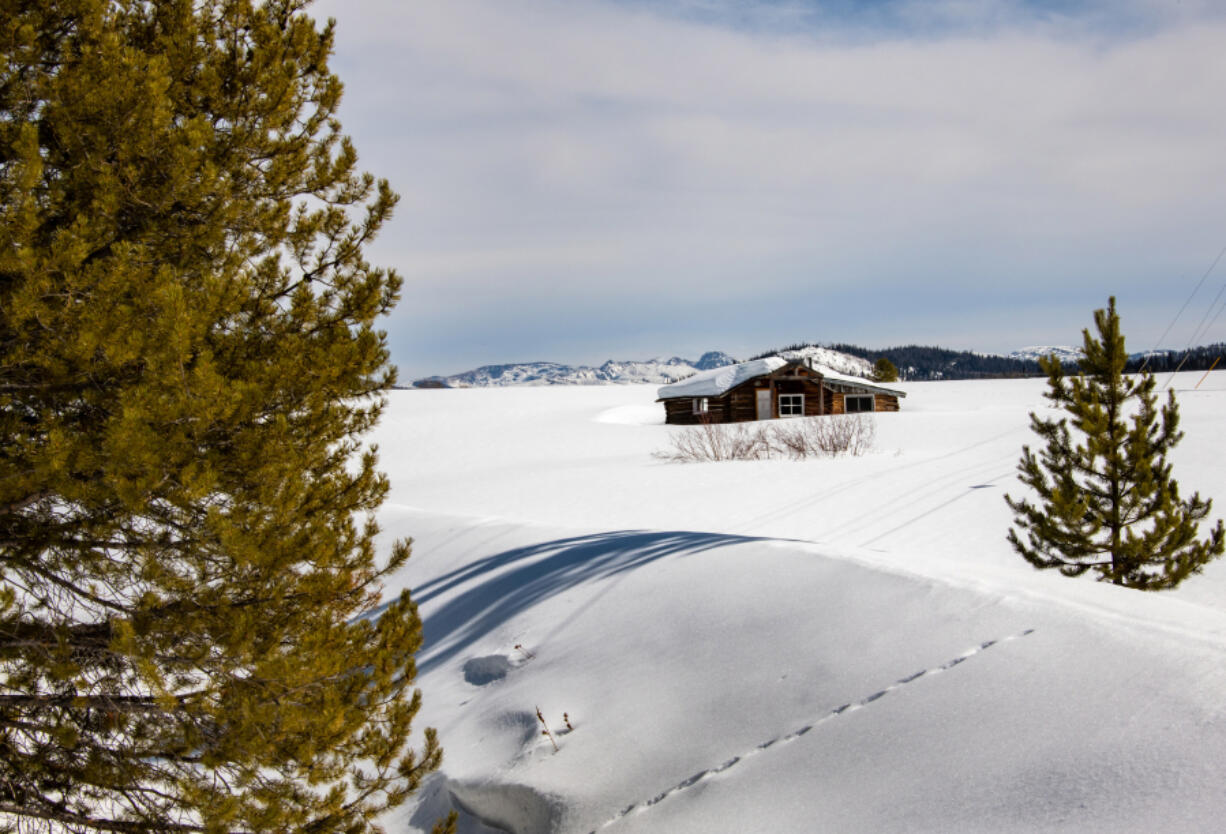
[1162,245,1226,389]
[1163,293,1226,387]
[1140,242,1226,374]
[1184,283,1226,349]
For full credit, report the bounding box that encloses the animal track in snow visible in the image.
[591,628,1035,832]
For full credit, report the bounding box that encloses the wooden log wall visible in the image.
[728,387,760,422]
[663,395,733,425]
[662,367,902,424]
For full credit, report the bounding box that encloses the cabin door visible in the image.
[755,389,772,420]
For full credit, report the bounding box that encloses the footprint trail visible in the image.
[591,628,1035,832]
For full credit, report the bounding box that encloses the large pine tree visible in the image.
[1005,298,1224,589]
[0,1,443,831]
[872,357,899,383]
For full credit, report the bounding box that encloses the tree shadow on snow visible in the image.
[381,529,776,676]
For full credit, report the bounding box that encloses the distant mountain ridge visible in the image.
[829,343,1223,380]
[1007,346,1082,364]
[1119,343,1226,373]
[1004,344,1226,375]
[751,342,1044,381]
[410,342,1226,388]
[412,351,738,388]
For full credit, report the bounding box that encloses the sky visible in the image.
[309,0,1226,380]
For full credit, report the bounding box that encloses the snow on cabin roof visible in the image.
[657,357,788,399]
[817,367,907,398]
[656,357,907,400]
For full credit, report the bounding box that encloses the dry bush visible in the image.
[769,420,812,460]
[536,706,559,752]
[657,414,876,462]
[654,419,772,462]
[770,414,877,458]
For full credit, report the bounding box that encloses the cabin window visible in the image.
[779,393,804,417]
[845,394,875,413]
[692,397,709,414]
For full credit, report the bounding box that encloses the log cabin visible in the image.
[656,357,906,425]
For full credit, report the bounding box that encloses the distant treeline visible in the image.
[753,342,1226,381]
[1124,343,1226,375]
[832,344,1043,380]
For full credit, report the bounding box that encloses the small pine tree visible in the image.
[1,1,441,831]
[872,356,899,382]
[1005,298,1225,589]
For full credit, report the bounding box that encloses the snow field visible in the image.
[371,372,1226,833]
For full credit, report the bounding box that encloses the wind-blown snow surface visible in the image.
[371,373,1226,834]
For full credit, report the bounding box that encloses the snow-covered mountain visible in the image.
[1007,346,1200,368]
[413,351,739,388]
[415,342,1221,388]
[771,345,874,378]
[1008,345,1083,364]
[412,347,880,388]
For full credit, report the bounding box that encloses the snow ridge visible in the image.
[590,628,1036,833]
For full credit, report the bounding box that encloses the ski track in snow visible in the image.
[855,467,1016,547]
[729,428,1021,536]
[589,628,1036,832]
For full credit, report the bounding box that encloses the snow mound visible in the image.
[408,773,564,834]
[448,779,564,834]
[592,404,663,425]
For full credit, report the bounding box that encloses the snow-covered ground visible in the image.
[371,372,1226,833]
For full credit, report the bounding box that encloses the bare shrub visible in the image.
[723,423,773,460]
[657,414,876,462]
[769,420,812,460]
[780,413,876,457]
[654,419,772,462]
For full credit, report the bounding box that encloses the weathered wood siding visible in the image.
[728,387,759,422]
[725,378,826,422]
[776,377,826,417]
[828,391,901,415]
[662,394,733,425]
[669,366,827,424]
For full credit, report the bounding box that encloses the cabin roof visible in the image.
[656,357,787,399]
[817,368,908,398]
[656,358,907,400]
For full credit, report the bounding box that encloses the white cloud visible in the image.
[314,0,1226,374]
